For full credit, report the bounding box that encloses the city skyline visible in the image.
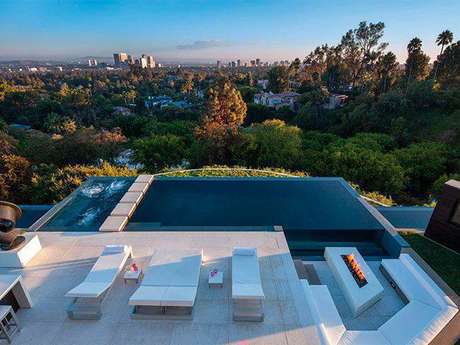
[1,0,459,63]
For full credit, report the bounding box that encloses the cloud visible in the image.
[176,40,227,50]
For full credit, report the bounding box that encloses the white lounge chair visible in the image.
[231,247,265,321]
[129,249,202,319]
[65,245,132,319]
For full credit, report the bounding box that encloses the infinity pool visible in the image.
[41,177,135,231]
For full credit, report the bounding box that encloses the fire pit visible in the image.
[342,253,368,288]
[325,247,384,316]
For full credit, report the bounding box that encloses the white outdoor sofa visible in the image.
[129,249,203,319]
[232,247,265,322]
[65,245,132,319]
[300,253,458,345]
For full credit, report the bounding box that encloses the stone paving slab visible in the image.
[3,231,321,345]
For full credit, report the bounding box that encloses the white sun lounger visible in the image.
[232,247,265,321]
[65,245,132,319]
[129,249,203,319]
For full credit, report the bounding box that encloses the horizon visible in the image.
[1,0,459,63]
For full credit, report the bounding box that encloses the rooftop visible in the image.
[1,231,319,345]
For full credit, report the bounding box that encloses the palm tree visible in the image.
[436,30,454,55]
[434,30,454,80]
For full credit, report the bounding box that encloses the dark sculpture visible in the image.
[0,201,26,251]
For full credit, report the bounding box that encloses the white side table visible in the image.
[123,269,143,284]
[208,270,223,288]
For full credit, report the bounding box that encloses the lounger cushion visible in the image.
[162,286,197,307]
[232,249,264,300]
[233,247,256,256]
[142,250,202,287]
[338,331,390,345]
[65,282,112,298]
[129,286,166,306]
[85,251,130,283]
[66,245,131,298]
[130,249,202,308]
[232,283,265,300]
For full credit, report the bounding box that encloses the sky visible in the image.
[1,0,459,63]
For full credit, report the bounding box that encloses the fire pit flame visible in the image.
[342,254,368,288]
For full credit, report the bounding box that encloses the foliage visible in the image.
[133,134,186,172]
[267,66,289,93]
[405,37,430,82]
[158,165,306,178]
[243,120,303,170]
[195,79,247,162]
[25,162,137,204]
[394,142,448,196]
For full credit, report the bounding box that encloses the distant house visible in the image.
[112,106,133,116]
[257,79,269,90]
[323,94,348,110]
[144,96,173,109]
[144,96,191,109]
[254,91,300,111]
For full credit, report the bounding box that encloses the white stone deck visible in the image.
[304,260,405,330]
[0,231,322,345]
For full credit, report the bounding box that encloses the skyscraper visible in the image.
[139,55,148,68]
[216,60,221,69]
[237,59,241,67]
[146,55,155,68]
[88,58,97,67]
[113,52,128,66]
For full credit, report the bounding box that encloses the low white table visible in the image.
[124,269,143,284]
[324,247,384,316]
[0,274,33,309]
[208,270,223,288]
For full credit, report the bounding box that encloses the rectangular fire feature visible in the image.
[341,254,368,288]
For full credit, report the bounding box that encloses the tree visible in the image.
[328,143,404,195]
[339,21,388,89]
[395,142,448,196]
[243,120,303,170]
[405,38,430,83]
[436,30,454,56]
[435,40,460,88]
[434,30,454,81]
[43,113,77,135]
[267,66,289,93]
[375,52,399,94]
[133,134,186,172]
[0,154,31,202]
[195,79,247,162]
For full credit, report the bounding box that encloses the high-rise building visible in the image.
[250,60,256,67]
[88,58,97,67]
[113,52,128,66]
[146,55,156,68]
[127,55,135,65]
[139,56,148,68]
[216,60,221,69]
[237,59,241,67]
[255,58,261,66]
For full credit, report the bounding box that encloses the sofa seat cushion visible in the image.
[399,254,457,310]
[379,300,442,345]
[308,284,346,345]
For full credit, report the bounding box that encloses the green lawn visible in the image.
[401,232,460,295]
